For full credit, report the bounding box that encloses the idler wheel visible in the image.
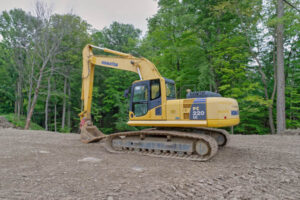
[195,140,210,156]
[215,134,226,146]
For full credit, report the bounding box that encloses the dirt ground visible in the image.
[0,128,299,200]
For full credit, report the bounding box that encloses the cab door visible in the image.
[130,81,149,118]
[148,79,163,119]
[130,79,163,120]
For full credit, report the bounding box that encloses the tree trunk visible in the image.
[257,59,276,134]
[250,51,276,134]
[14,83,18,115]
[27,59,35,116]
[61,77,67,130]
[19,81,24,116]
[45,63,54,131]
[54,80,57,132]
[17,76,22,119]
[25,0,62,130]
[14,55,24,119]
[276,0,285,134]
[207,54,218,92]
[45,89,49,131]
[238,6,277,134]
[25,59,49,129]
[176,59,180,71]
[269,46,277,135]
[54,103,57,132]
[67,79,71,129]
[289,48,296,121]
[268,107,275,134]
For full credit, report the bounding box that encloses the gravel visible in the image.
[0,129,299,200]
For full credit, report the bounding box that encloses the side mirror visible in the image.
[124,88,130,98]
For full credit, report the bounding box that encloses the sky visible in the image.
[0,0,158,34]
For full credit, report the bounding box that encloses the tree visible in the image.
[282,0,300,129]
[51,13,91,132]
[276,0,286,133]
[0,9,36,118]
[25,1,64,129]
[0,43,15,114]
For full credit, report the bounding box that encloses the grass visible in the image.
[1,113,43,130]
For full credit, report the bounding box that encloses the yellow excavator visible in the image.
[79,44,240,161]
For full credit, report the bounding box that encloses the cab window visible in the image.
[133,85,148,102]
[166,82,176,99]
[132,84,148,117]
[151,79,160,100]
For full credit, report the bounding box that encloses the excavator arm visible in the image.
[80,44,161,120]
[79,44,162,143]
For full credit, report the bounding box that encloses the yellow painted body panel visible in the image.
[207,119,240,127]
[128,97,240,128]
[128,119,239,127]
[166,100,182,120]
[128,120,207,127]
[206,97,239,120]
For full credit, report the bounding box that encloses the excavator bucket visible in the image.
[80,125,106,143]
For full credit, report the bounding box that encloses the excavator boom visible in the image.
[80,44,161,120]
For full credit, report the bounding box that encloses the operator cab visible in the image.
[128,78,175,118]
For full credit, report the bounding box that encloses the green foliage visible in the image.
[0,1,299,135]
[59,126,72,133]
[92,21,141,53]
[1,113,43,130]
[0,44,15,113]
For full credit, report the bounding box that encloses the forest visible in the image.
[0,0,299,135]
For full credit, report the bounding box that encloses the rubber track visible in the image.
[105,129,218,161]
[166,127,230,147]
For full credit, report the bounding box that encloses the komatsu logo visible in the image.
[101,61,118,67]
[231,110,239,115]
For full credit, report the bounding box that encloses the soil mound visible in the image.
[282,128,300,135]
[0,116,15,129]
